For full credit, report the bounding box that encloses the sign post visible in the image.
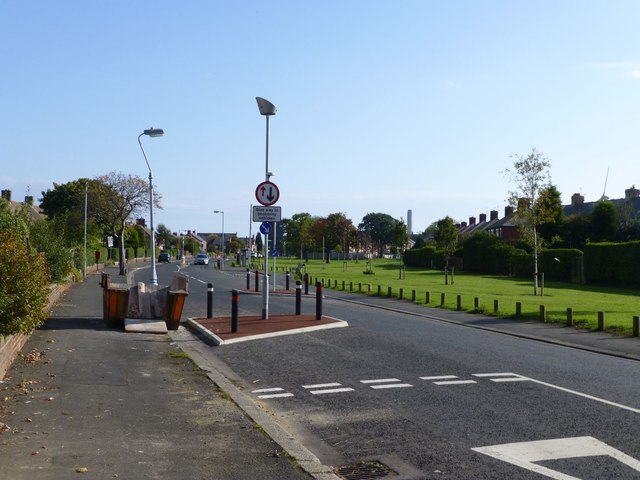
[259,221,271,319]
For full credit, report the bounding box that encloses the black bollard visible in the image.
[295,281,302,315]
[304,273,309,295]
[286,273,290,290]
[207,283,214,319]
[246,269,250,290]
[315,281,323,320]
[231,289,239,333]
[255,270,259,292]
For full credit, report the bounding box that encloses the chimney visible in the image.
[479,213,487,223]
[505,206,514,216]
[136,218,146,227]
[24,195,34,205]
[469,216,476,225]
[490,210,498,221]
[625,185,639,200]
[460,221,467,228]
[1,189,11,201]
[571,193,584,206]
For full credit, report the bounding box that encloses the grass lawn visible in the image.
[253,258,640,334]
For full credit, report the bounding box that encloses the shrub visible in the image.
[0,230,50,335]
[584,241,640,284]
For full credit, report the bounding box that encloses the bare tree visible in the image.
[505,147,553,295]
[94,172,161,275]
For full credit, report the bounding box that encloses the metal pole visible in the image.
[315,281,323,320]
[207,283,214,319]
[273,223,277,291]
[83,182,87,277]
[295,281,302,315]
[221,211,224,269]
[138,133,158,286]
[231,289,239,333]
[262,232,269,319]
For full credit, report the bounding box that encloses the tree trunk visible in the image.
[118,221,127,276]
[533,225,539,296]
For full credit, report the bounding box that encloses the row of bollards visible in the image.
[209,279,324,335]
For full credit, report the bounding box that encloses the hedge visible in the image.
[584,241,640,284]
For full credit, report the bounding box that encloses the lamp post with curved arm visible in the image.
[138,127,164,286]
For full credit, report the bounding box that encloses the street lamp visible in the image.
[214,210,224,269]
[256,97,276,319]
[138,127,164,286]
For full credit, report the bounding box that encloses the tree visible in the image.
[537,185,564,246]
[358,213,397,257]
[433,216,458,268]
[505,148,554,295]
[156,223,173,249]
[93,172,160,275]
[393,219,410,256]
[590,200,617,242]
[326,212,356,259]
[0,209,50,335]
[255,233,263,253]
[284,213,315,259]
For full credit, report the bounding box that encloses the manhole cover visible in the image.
[334,460,397,480]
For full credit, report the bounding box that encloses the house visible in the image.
[1,189,46,222]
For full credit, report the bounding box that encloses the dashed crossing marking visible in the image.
[303,382,354,395]
[360,378,413,389]
[473,372,529,382]
[420,375,477,386]
[252,387,294,399]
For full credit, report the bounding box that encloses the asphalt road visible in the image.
[147,262,640,479]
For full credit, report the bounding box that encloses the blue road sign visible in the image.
[271,250,278,257]
[259,222,271,235]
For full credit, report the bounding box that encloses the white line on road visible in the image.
[252,388,285,393]
[360,378,401,384]
[302,383,342,389]
[433,380,477,385]
[309,388,355,395]
[369,383,413,389]
[258,393,295,399]
[419,375,459,381]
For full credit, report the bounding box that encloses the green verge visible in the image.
[266,258,640,334]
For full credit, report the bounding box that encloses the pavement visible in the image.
[1,265,639,480]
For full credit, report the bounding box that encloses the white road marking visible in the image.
[360,378,401,384]
[252,388,285,393]
[433,380,477,385]
[302,382,342,389]
[258,392,295,399]
[473,372,531,382]
[472,436,640,479]
[309,387,355,395]
[369,383,413,389]
[303,382,354,395]
[420,375,459,381]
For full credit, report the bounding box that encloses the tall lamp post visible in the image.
[256,97,276,319]
[214,210,224,269]
[138,127,164,286]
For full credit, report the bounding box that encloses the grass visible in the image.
[256,258,640,334]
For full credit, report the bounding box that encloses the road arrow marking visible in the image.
[472,436,640,479]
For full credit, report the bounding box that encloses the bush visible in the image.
[29,220,73,282]
[462,233,518,275]
[0,230,50,335]
[584,241,640,284]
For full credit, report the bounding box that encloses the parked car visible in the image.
[158,252,171,263]
[195,253,209,265]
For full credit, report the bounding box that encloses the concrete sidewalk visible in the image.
[0,268,319,480]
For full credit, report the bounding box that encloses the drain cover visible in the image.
[334,460,397,480]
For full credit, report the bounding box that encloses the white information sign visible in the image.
[253,205,282,222]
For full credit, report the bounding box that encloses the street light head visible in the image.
[143,128,165,137]
[256,97,276,116]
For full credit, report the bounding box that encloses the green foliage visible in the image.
[0,229,50,335]
[403,245,438,268]
[589,200,617,242]
[359,212,398,257]
[433,216,458,265]
[462,232,520,275]
[540,249,583,281]
[584,241,640,284]
[29,220,73,282]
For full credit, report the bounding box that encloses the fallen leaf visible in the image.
[76,467,88,473]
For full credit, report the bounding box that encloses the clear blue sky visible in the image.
[2,1,639,238]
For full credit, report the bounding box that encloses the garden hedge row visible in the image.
[584,241,640,284]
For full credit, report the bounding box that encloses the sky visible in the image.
[2,1,639,239]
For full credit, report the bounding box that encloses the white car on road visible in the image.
[195,253,209,265]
